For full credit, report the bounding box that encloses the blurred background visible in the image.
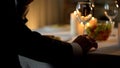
[25,0,120,30]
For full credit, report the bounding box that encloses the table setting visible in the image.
[34,0,120,56]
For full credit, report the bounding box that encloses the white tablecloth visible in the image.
[90,28,120,56]
[35,25,120,56]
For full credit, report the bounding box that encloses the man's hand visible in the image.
[72,35,98,54]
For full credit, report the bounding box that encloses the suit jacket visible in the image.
[2,0,75,68]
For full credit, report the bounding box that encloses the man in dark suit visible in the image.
[3,0,97,68]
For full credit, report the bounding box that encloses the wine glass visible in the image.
[104,0,119,23]
[104,0,119,36]
[75,1,93,35]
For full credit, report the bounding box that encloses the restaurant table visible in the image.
[82,28,120,68]
[35,25,120,55]
[89,28,120,56]
[19,25,120,68]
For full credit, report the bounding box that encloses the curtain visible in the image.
[26,0,64,30]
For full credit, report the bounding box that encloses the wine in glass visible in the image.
[75,1,93,35]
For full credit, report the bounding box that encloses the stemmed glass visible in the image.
[104,0,119,36]
[75,2,93,35]
[104,0,119,23]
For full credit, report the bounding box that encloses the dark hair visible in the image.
[15,0,33,6]
[15,0,33,23]
[15,0,33,11]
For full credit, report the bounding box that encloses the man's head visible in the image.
[16,0,33,7]
[15,0,33,23]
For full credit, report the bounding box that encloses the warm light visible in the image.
[70,11,84,35]
[77,22,84,35]
[85,22,90,29]
[89,17,97,27]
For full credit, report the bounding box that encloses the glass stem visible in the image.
[83,22,86,35]
[109,18,113,23]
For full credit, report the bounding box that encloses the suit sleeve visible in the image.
[17,23,74,65]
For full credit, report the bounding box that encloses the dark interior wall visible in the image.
[63,0,76,24]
